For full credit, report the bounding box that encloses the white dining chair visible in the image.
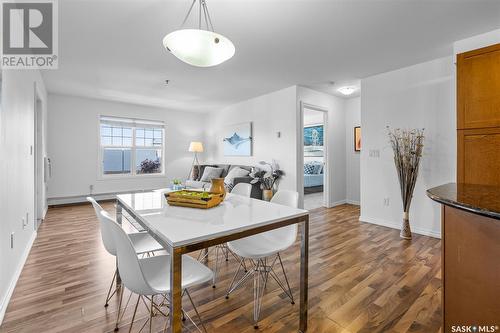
[102,210,213,333]
[87,197,163,331]
[225,190,299,329]
[197,182,253,288]
[231,183,252,197]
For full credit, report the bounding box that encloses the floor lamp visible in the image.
[188,141,204,181]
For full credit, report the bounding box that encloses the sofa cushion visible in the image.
[191,164,217,180]
[224,167,250,190]
[200,166,224,182]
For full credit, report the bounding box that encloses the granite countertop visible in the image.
[427,183,500,220]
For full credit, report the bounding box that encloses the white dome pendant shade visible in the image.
[163,29,235,67]
[163,0,235,67]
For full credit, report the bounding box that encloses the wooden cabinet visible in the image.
[457,43,500,185]
[442,205,500,331]
[458,128,500,185]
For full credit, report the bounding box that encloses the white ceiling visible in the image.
[43,0,500,112]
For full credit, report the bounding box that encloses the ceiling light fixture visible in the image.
[337,86,357,96]
[163,0,235,67]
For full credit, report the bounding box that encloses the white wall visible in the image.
[345,97,360,204]
[360,56,455,238]
[297,86,346,207]
[205,86,298,192]
[47,94,208,203]
[0,70,47,323]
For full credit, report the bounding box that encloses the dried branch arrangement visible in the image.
[387,127,425,239]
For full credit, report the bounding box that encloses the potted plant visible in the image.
[250,160,284,201]
[139,158,161,174]
[387,127,425,239]
[172,179,183,191]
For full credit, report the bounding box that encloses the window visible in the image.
[99,116,164,177]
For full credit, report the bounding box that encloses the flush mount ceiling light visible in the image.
[337,86,357,96]
[163,0,235,67]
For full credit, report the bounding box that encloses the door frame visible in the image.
[33,82,45,230]
[298,101,330,209]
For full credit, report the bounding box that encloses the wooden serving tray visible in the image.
[165,190,224,209]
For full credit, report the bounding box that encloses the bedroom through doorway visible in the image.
[302,107,326,210]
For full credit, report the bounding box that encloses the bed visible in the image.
[304,161,324,193]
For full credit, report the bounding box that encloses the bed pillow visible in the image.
[304,163,315,175]
[200,167,224,182]
[314,162,324,174]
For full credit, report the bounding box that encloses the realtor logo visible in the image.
[1,0,58,69]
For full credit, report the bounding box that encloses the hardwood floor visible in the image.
[0,203,442,333]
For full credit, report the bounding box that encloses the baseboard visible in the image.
[43,205,48,219]
[48,188,159,206]
[0,231,37,325]
[359,215,441,239]
[346,200,360,205]
[327,199,347,208]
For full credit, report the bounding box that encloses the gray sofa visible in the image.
[185,164,262,200]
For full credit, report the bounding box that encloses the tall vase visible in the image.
[400,211,412,239]
[262,189,273,201]
[209,178,226,199]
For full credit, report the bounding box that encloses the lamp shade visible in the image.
[163,29,235,67]
[188,141,204,153]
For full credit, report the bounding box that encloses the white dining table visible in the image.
[116,191,310,333]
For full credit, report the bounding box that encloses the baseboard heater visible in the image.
[48,188,159,206]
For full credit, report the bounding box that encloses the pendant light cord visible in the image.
[180,0,215,32]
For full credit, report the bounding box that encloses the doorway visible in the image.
[34,83,45,230]
[299,103,328,210]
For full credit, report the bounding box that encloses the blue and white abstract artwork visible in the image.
[304,125,324,157]
[223,122,252,156]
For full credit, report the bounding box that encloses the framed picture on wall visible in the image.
[304,124,324,157]
[354,126,361,151]
[223,122,253,156]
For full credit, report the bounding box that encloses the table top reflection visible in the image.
[116,191,308,248]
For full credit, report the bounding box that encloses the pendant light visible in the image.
[163,0,235,67]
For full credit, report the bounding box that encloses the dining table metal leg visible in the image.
[299,215,309,333]
[169,248,183,333]
[115,202,123,286]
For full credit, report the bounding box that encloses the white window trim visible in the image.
[97,115,166,180]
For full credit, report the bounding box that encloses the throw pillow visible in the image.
[304,163,315,175]
[191,165,200,180]
[200,167,224,182]
[313,162,324,174]
[224,167,250,188]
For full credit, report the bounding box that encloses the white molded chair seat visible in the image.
[86,197,163,256]
[227,190,299,259]
[140,255,213,295]
[231,183,252,197]
[128,232,163,255]
[227,227,296,259]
